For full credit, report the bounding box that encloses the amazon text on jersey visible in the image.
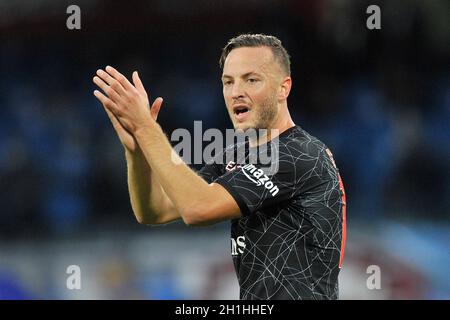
[242,164,279,196]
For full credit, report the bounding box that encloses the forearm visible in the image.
[126,149,179,224]
[91,65,238,225]
[134,123,226,225]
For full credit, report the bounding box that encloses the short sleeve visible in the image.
[196,162,222,184]
[213,153,305,217]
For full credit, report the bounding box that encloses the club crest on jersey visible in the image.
[241,164,279,196]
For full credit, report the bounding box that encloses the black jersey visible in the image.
[197,125,347,300]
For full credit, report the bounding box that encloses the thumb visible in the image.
[150,97,164,120]
[132,71,147,96]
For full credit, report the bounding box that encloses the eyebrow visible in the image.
[221,71,262,80]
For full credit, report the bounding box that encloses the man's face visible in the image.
[222,46,283,131]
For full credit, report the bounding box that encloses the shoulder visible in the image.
[273,126,340,182]
[277,126,328,161]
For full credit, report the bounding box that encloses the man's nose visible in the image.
[231,81,245,99]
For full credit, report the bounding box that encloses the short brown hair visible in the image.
[219,33,291,76]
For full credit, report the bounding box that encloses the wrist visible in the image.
[125,146,144,161]
[134,121,160,141]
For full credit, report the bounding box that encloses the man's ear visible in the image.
[278,76,292,101]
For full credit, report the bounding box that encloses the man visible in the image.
[93,34,346,300]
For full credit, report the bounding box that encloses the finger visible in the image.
[98,94,119,123]
[93,89,121,115]
[150,97,164,120]
[96,69,126,96]
[95,90,133,134]
[93,89,113,107]
[105,65,136,93]
[93,76,124,104]
[132,71,147,96]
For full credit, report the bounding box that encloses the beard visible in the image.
[252,94,278,130]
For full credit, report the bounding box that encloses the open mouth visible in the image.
[233,105,250,115]
[232,104,251,122]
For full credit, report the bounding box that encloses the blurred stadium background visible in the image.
[0,0,449,299]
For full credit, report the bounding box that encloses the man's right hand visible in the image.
[94,71,164,153]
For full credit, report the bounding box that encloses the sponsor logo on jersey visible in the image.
[241,164,279,196]
[225,161,241,172]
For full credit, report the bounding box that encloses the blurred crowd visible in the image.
[0,0,449,238]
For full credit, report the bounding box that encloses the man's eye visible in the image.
[247,78,258,83]
[223,81,232,86]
